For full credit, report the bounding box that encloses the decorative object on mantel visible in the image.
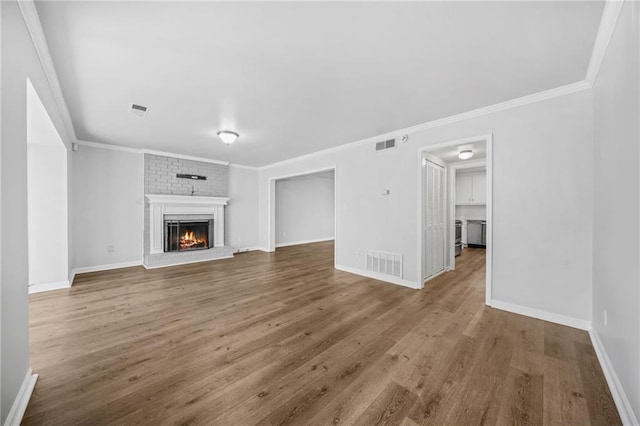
[217,130,239,145]
[176,173,207,180]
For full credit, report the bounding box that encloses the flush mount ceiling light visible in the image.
[458,150,473,160]
[217,130,239,145]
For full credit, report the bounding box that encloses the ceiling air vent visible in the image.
[130,103,148,118]
[375,138,396,151]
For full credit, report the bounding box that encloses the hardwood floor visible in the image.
[24,242,620,425]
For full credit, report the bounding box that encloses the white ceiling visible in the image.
[428,140,487,164]
[36,1,604,167]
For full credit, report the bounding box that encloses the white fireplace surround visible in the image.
[146,195,229,254]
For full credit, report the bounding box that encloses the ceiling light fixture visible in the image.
[217,130,239,145]
[458,150,473,160]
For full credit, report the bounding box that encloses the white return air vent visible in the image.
[130,103,148,118]
[366,250,402,279]
[375,138,396,151]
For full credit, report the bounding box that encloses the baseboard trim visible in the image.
[233,246,263,253]
[490,299,591,330]
[71,260,143,281]
[276,237,335,248]
[254,247,274,253]
[334,264,418,289]
[4,368,38,426]
[589,328,639,426]
[28,280,71,294]
[142,255,234,269]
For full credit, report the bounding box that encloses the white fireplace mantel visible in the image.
[146,194,230,254]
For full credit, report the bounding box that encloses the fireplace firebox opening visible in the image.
[164,219,214,252]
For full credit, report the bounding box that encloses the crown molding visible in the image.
[143,148,229,165]
[585,0,624,86]
[260,79,591,171]
[228,163,259,171]
[21,0,620,171]
[75,139,141,154]
[17,0,77,142]
[75,140,230,166]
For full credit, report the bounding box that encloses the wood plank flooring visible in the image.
[24,242,620,425]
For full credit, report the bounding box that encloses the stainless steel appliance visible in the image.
[455,220,462,256]
[467,220,486,248]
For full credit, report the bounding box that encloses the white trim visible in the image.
[589,328,639,426]
[276,237,335,248]
[144,148,229,166]
[71,260,143,276]
[3,368,38,426]
[490,299,591,331]
[267,166,337,253]
[75,140,230,166]
[232,246,262,253]
[335,264,418,290]
[585,0,625,86]
[485,135,494,305]
[144,194,229,206]
[448,158,488,271]
[260,81,589,171]
[145,195,228,252]
[28,280,70,294]
[228,163,259,171]
[75,139,141,154]
[17,0,76,143]
[417,134,493,304]
[142,255,234,269]
[17,0,618,173]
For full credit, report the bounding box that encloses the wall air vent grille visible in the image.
[375,138,396,151]
[130,104,148,118]
[365,250,402,278]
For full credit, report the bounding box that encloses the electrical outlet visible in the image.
[282,232,286,238]
[603,309,608,326]
[355,251,360,258]
[107,245,114,253]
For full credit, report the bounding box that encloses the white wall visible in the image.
[276,171,335,246]
[72,145,143,269]
[592,1,640,422]
[1,1,74,422]
[259,89,594,323]
[27,80,69,288]
[227,165,259,250]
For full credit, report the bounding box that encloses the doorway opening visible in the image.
[267,167,337,264]
[26,78,70,293]
[418,135,493,305]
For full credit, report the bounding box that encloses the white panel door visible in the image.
[424,160,446,280]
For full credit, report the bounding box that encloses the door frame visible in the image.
[267,166,338,265]
[417,134,493,306]
[448,159,488,270]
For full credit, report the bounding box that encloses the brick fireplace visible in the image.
[144,194,232,268]
[143,153,233,268]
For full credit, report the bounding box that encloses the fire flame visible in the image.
[180,230,207,249]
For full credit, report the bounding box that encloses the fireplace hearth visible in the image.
[164,219,214,252]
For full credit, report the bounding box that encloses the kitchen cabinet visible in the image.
[455,171,486,205]
[455,174,473,205]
